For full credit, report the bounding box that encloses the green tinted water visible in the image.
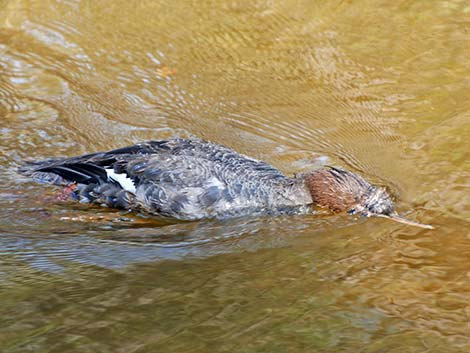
[1,0,469,352]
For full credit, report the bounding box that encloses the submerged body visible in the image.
[20,138,432,228]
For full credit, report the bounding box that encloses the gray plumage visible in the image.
[20,138,314,220]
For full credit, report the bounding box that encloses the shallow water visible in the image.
[1,0,469,352]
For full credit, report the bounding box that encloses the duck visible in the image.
[19,137,432,229]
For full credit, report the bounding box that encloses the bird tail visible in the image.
[19,158,69,186]
[20,157,111,186]
[19,158,136,209]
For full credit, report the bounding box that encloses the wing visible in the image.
[21,138,293,220]
[22,139,233,219]
[127,153,231,219]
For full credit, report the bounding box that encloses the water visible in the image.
[1,0,469,352]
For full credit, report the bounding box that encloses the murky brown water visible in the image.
[1,0,469,352]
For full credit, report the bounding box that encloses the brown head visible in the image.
[303,167,433,229]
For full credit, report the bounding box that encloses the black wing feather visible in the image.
[38,163,108,184]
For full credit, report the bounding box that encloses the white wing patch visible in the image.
[105,168,136,194]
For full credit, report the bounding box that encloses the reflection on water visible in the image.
[1,0,469,352]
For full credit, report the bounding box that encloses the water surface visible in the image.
[1,0,469,352]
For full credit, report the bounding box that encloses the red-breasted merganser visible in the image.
[20,138,432,229]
